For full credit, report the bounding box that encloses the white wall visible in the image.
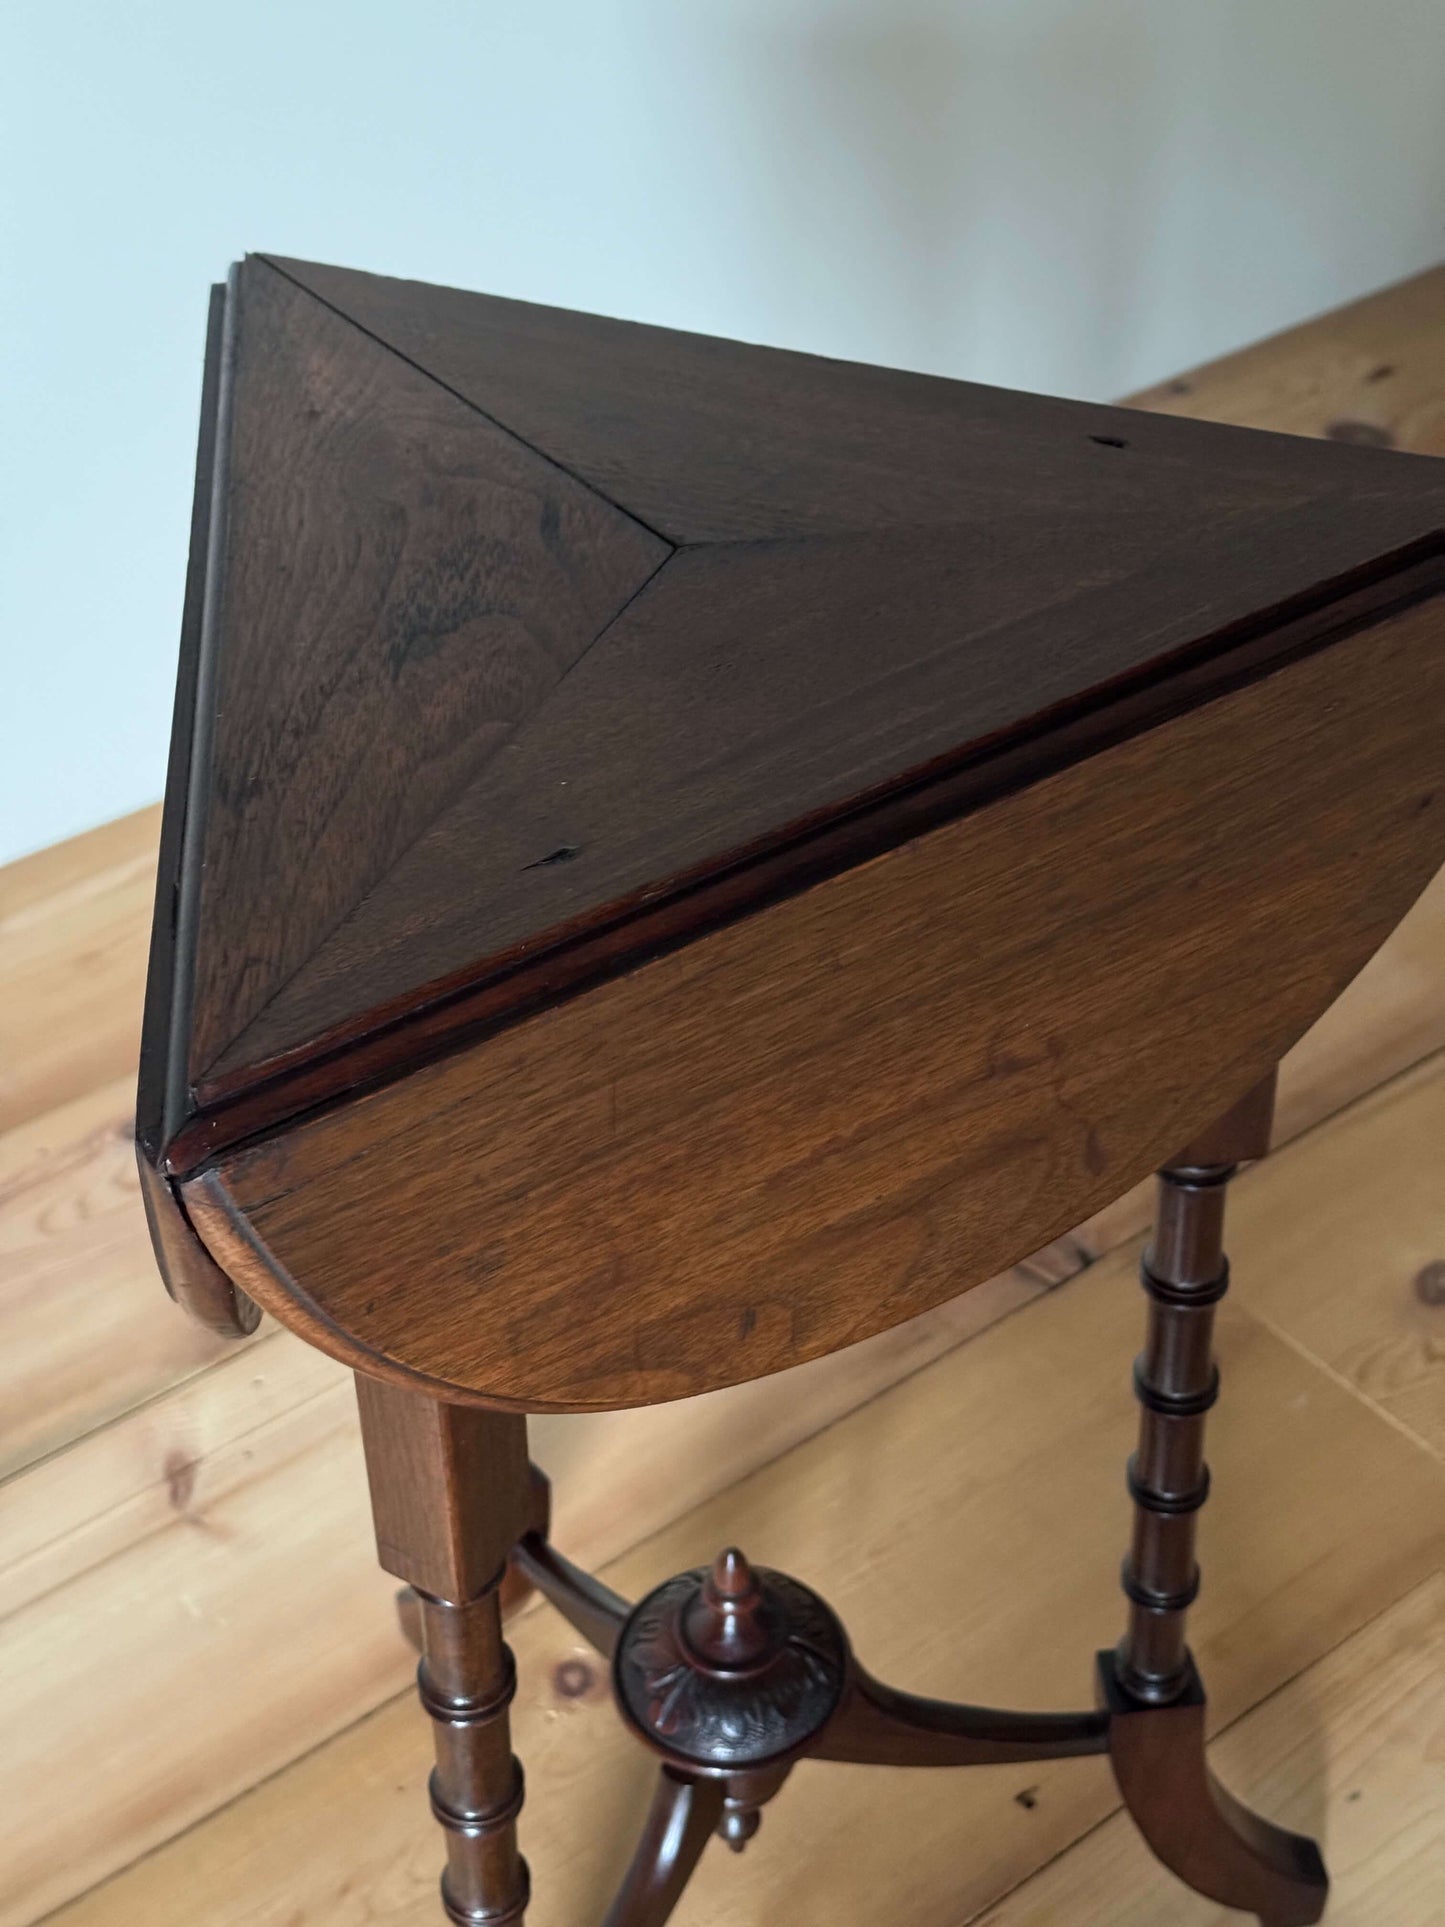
[4,0,1443,863]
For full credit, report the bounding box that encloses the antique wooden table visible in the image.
[138,256,1445,1925]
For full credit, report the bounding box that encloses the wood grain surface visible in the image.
[5,824,1442,1477]
[180,258,666,1096]
[0,1076,245,1478]
[5,265,1443,1923]
[145,254,1445,1161]
[206,530,1444,1128]
[276,254,1443,544]
[191,597,1445,1408]
[0,806,160,1137]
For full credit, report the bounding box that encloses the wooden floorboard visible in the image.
[0,804,159,1138]
[0,1076,249,1478]
[1227,1053,1445,1462]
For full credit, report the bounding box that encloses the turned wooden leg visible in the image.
[420,1588,530,1925]
[1101,1076,1328,1927]
[356,1376,535,1926]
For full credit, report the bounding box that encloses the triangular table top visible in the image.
[139,255,1445,1176]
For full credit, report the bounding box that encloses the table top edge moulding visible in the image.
[136,254,1445,1411]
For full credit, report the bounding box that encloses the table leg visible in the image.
[356,1376,535,1925]
[1101,1075,1328,1926]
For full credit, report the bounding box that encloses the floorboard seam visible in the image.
[1234,1296,1445,1469]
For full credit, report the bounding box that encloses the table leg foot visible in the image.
[1099,1652,1327,1926]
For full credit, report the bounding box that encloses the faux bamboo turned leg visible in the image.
[420,1585,529,1925]
[356,1377,534,1926]
[1101,1076,1328,1927]
[1116,1142,1233,1705]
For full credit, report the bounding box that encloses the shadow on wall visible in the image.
[705,0,1176,395]
[694,0,1445,400]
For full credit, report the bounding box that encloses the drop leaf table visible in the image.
[137,256,1445,1925]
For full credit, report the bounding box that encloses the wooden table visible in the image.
[125,257,1445,1925]
[1,270,1441,1927]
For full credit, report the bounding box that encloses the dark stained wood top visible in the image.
[139,254,1445,1176]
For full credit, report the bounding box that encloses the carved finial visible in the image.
[713,1547,755,1600]
[682,1547,776,1670]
